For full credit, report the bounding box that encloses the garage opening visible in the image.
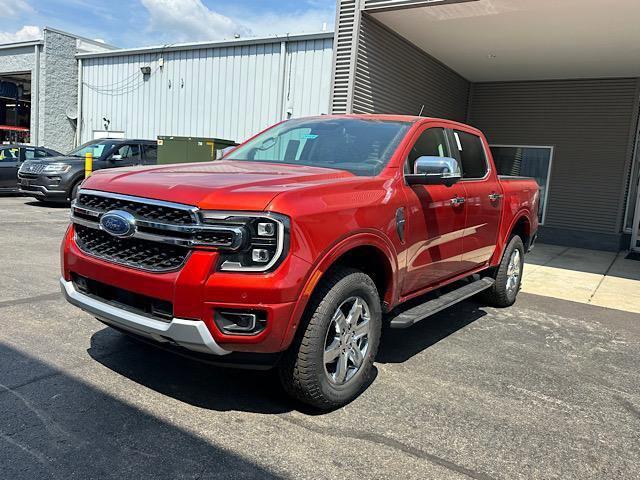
[341,0,640,250]
[0,72,31,144]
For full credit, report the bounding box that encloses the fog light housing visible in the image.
[214,309,267,335]
[251,249,270,263]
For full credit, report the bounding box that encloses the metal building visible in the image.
[331,0,640,252]
[78,32,334,144]
[0,28,113,153]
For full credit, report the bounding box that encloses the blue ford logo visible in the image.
[100,210,136,238]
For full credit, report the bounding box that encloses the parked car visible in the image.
[61,115,539,408]
[0,144,61,193]
[18,138,158,202]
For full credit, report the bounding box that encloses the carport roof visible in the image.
[369,0,640,81]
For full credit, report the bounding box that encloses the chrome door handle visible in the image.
[488,193,503,201]
[450,196,466,206]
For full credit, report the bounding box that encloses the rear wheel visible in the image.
[279,267,382,409]
[481,235,525,307]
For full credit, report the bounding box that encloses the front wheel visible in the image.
[279,267,382,409]
[481,235,525,307]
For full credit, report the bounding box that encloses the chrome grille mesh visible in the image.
[76,193,195,225]
[75,225,189,272]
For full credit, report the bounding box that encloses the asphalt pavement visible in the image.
[1,195,639,480]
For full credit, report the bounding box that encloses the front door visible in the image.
[401,125,467,295]
[449,129,502,269]
[0,147,19,190]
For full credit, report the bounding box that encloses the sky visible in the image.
[0,0,336,47]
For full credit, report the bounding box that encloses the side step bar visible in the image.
[389,277,495,329]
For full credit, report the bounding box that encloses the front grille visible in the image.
[20,163,45,175]
[75,224,189,272]
[76,193,195,225]
[18,173,39,180]
[72,273,173,322]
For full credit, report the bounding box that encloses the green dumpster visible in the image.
[157,136,237,165]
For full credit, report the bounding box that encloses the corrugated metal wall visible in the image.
[469,79,640,235]
[352,14,469,119]
[330,0,359,114]
[330,0,470,115]
[80,35,333,144]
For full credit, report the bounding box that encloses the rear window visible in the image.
[453,130,488,179]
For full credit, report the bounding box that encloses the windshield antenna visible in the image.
[418,104,425,117]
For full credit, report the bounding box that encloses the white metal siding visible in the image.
[80,36,333,144]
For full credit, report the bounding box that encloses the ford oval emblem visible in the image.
[100,210,136,238]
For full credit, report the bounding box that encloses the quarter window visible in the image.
[406,128,449,174]
[453,130,488,179]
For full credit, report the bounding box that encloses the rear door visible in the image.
[105,143,143,168]
[449,128,502,270]
[401,124,468,295]
[0,147,20,189]
[142,143,158,165]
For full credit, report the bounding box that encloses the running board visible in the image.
[389,277,495,329]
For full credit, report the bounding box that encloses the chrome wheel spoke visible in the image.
[324,339,341,364]
[335,351,349,384]
[332,309,347,334]
[349,345,364,368]
[353,319,369,340]
[346,298,363,326]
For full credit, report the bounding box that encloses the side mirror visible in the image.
[111,154,123,162]
[406,156,462,186]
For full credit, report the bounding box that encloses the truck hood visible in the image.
[81,160,355,211]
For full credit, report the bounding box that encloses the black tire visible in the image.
[278,267,382,409]
[70,181,82,201]
[481,235,525,307]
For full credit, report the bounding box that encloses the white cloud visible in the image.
[141,0,333,43]
[141,0,249,42]
[0,25,42,44]
[0,0,34,18]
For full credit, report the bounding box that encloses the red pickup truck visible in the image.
[61,115,539,408]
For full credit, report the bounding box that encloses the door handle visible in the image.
[450,196,466,206]
[488,193,503,201]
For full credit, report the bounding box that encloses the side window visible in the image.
[115,144,141,161]
[143,145,158,163]
[24,148,36,160]
[0,148,18,162]
[405,128,449,174]
[35,149,49,158]
[452,130,488,179]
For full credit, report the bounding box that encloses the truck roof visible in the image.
[308,114,479,132]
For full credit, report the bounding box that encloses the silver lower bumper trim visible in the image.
[60,278,230,356]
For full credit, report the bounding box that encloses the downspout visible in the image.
[76,57,83,146]
[32,43,40,145]
[277,39,287,121]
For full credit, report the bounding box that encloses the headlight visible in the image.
[42,163,71,174]
[200,211,289,272]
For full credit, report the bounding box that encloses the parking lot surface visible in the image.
[1,196,639,480]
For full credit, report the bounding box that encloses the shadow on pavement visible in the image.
[88,328,295,414]
[378,300,488,364]
[87,300,488,413]
[0,341,282,480]
[24,200,69,209]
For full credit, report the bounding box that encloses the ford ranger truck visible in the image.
[61,115,539,409]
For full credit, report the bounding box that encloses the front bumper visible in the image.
[18,173,71,200]
[60,278,230,355]
[62,224,311,353]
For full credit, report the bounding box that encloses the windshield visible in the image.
[225,117,411,176]
[67,140,118,159]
